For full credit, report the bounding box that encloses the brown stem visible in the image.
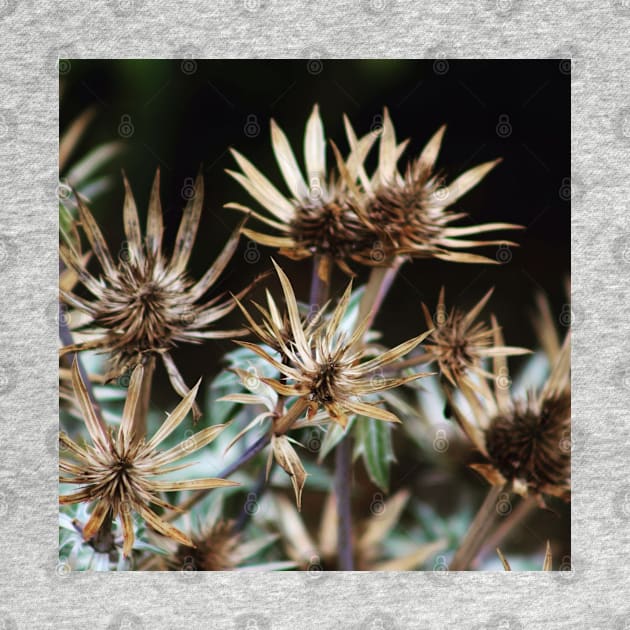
[165,434,270,522]
[91,509,115,554]
[335,434,354,570]
[335,258,403,570]
[478,494,537,564]
[450,483,507,570]
[309,254,332,310]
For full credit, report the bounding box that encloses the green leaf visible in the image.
[354,416,395,493]
[317,416,355,462]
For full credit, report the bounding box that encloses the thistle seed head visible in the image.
[485,391,571,499]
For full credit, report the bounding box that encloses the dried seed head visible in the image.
[92,259,197,373]
[59,360,237,556]
[485,392,571,499]
[235,261,434,432]
[171,521,240,571]
[361,110,522,264]
[227,105,386,275]
[427,309,482,381]
[366,158,445,255]
[229,106,522,272]
[60,170,250,413]
[419,288,530,393]
[288,192,376,264]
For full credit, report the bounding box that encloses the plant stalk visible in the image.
[234,463,273,532]
[335,433,354,570]
[309,254,332,310]
[307,255,358,570]
[91,509,114,553]
[478,494,537,564]
[450,483,507,570]
[166,433,270,521]
[335,258,404,570]
[58,300,103,425]
[354,257,404,339]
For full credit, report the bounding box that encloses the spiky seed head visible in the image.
[235,261,434,433]
[485,391,571,499]
[171,521,240,571]
[60,170,250,413]
[366,158,445,254]
[287,192,377,265]
[419,288,530,393]
[59,360,238,556]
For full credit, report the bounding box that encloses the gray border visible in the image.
[1,1,627,628]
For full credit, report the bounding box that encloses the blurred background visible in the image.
[60,59,570,568]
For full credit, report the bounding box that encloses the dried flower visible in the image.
[156,519,290,572]
[271,490,446,570]
[234,261,433,432]
[484,390,570,499]
[59,359,238,557]
[449,317,571,503]
[60,170,250,416]
[172,520,240,571]
[345,108,524,264]
[226,104,379,275]
[418,287,530,396]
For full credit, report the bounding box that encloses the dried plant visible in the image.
[226,104,379,276]
[60,170,251,416]
[221,261,433,508]
[233,260,433,433]
[59,359,238,557]
[344,108,524,264]
[270,490,445,571]
[228,106,523,275]
[450,323,571,504]
[146,512,291,572]
[58,91,568,573]
[416,287,530,397]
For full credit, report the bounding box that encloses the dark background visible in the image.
[61,60,570,564]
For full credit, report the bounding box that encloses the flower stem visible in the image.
[92,509,114,553]
[309,254,332,310]
[335,259,404,570]
[234,463,273,532]
[307,256,357,570]
[450,483,507,570]
[165,433,270,521]
[355,257,404,339]
[335,433,354,570]
[478,494,537,564]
